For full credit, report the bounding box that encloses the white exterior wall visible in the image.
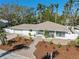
[65,34,78,40]
[74,29,79,35]
[4,28,37,37]
[55,34,78,40]
[4,28,78,40]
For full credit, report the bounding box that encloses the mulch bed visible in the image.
[34,41,79,59]
[0,37,33,51]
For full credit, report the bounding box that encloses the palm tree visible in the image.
[73,9,79,26]
[37,3,45,22]
[69,0,75,26]
[68,0,74,10]
[55,3,59,23]
[49,4,54,15]
[63,3,70,25]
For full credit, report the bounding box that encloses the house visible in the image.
[4,21,78,40]
[0,19,9,28]
[73,25,79,35]
[0,19,9,23]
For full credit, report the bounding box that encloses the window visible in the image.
[56,31,65,37]
[49,31,54,37]
[37,30,44,34]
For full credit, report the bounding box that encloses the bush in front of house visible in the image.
[57,43,62,48]
[69,37,79,47]
[44,30,49,38]
[69,41,76,47]
[28,33,33,40]
[75,37,79,47]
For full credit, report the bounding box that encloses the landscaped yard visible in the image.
[1,37,79,59]
[34,41,79,59]
[0,36,33,51]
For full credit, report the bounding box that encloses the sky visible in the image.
[0,0,68,15]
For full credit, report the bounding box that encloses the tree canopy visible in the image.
[0,0,78,27]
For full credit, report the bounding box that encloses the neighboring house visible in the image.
[0,19,9,28]
[73,25,79,35]
[4,21,78,40]
[0,19,9,23]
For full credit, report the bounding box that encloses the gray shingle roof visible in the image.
[35,21,69,32]
[8,21,70,33]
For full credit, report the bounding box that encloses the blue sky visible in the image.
[0,0,68,15]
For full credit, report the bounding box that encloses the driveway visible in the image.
[0,49,31,59]
[13,37,43,59]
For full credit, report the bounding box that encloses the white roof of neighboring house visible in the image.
[74,25,79,30]
[7,21,70,33]
[0,19,9,23]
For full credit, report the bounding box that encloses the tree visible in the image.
[0,4,35,26]
[37,3,45,23]
[73,9,79,25]
[49,4,54,15]
[42,8,54,22]
[63,3,70,25]
[0,31,7,45]
[54,3,59,23]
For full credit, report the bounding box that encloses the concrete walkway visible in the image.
[14,37,42,59]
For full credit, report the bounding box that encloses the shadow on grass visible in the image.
[0,44,30,57]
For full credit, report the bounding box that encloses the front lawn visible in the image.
[0,37,33,51]
[34,41,79,59]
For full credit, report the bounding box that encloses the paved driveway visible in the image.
[13,37,43,59]
[0,49,31,59]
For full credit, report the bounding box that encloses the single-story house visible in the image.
[4,21,78,40]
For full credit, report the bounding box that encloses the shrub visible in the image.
[77,36,79,39]
[49,41,53,44]
[53,47,55,49]
[7,41,13,46]
[28,33,32,40]
[69,41,76,47]
[75,38,79,47]
[57,43,62,48]
[44,30,49,38]
[42,40,46,43]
